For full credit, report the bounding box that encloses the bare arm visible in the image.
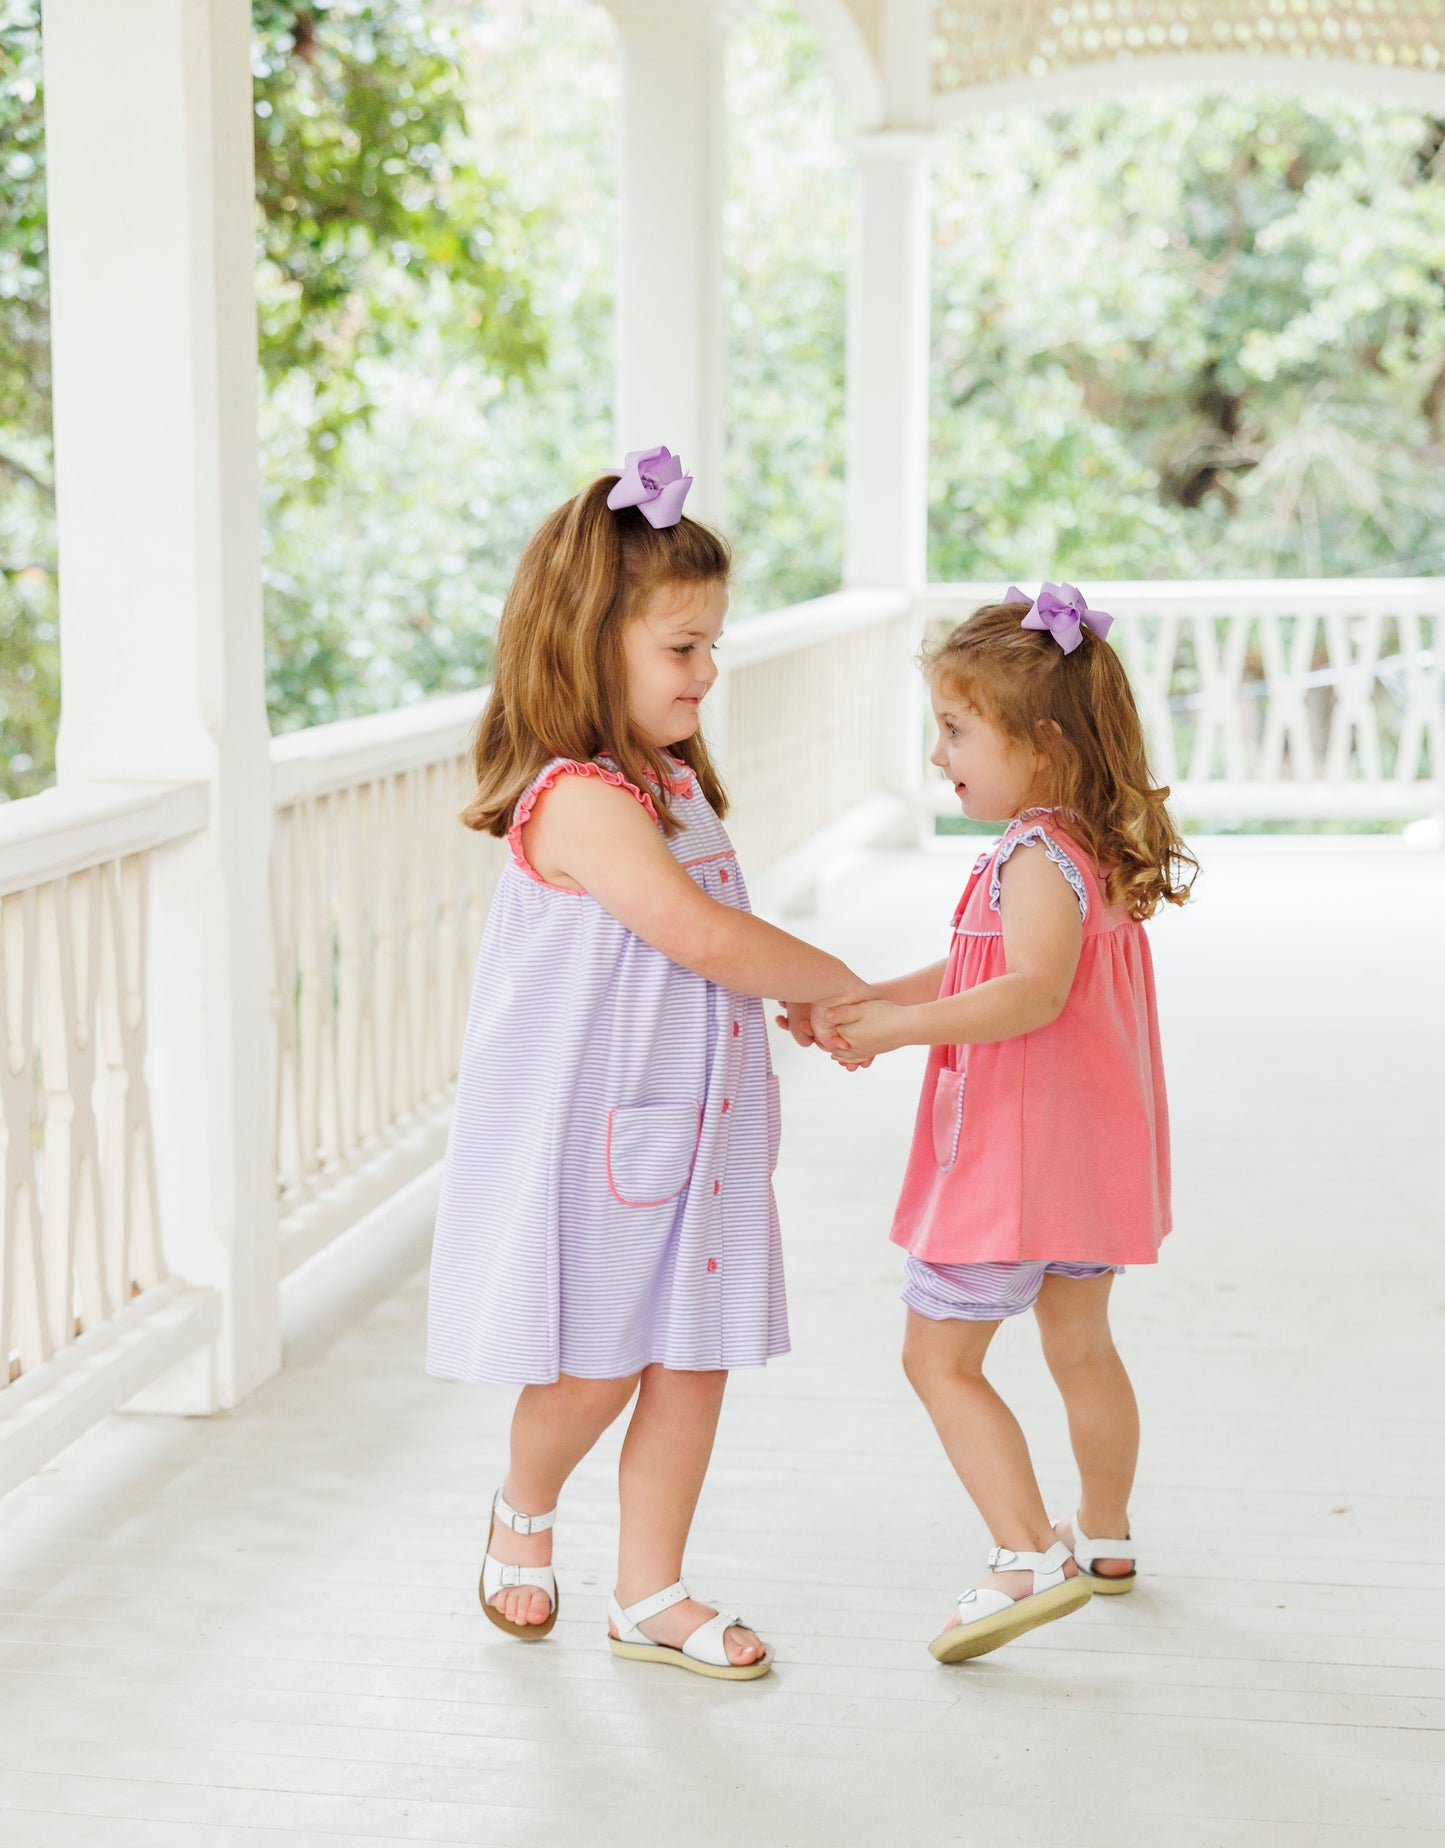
[523,774,871,1002]
[874,960,947,1007]
[825,844,1082,1056]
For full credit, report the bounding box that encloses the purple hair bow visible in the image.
[1007,582,1114,655]
[607,446,693,529]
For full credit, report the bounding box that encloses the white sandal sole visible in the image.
[608,1636,773,1681]
[929,1576,1092,1663]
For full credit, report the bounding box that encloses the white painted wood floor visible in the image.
[1,841,1442,1847]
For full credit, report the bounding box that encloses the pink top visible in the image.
[890,811,1171,1267]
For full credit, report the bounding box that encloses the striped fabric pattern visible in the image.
[426,757,788,1385]
[902,1257,1119,1322]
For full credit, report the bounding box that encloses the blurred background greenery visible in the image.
[2,0,1442,800]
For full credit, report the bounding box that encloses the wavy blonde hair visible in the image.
[924,601,1197,918]
[462,475,731,838]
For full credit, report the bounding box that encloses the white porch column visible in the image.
[602,0,728,524]
[43,0,279,1406]
[844,130,935,589]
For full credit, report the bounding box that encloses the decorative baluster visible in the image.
[1324,609,1384,784]
[0,888,45,1378]
[314,794,341,1171]
[1257,607,1318,785]
[35,871,106,1346]
[294,798,324,1182]
[404,768,430,1115]
[334,783,363,1160]
[373,775,400,1132]
[356,779,381,1145]
[98,852,163,1306]
[1394,610,1443,788]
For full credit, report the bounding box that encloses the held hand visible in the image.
[808,1000,853,1054]
[824,996,906,1060]
[772,1000,817,1049]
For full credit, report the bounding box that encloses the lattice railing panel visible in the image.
[271,753,504,1222]
[933,0,1445,94]
[0,855,164,1389]
[1112,606,1442,792]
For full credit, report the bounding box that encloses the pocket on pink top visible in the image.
[606,1100,703,1207]
[932,1066,966,1170]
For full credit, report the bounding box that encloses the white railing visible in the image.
[0,781,220,1491]
[919,582,1445,821]
[269,693,504,1274]
[715,588,918,890]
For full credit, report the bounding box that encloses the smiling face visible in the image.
[929,676,1049,822]
[621,578,728,751]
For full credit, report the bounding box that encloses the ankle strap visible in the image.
[613,1580,690,1628]
[494,1488,556,1535]
[989,1541,1071,1575]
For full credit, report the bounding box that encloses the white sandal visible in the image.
[1062,1508,1137,1595]
[480,1488,558,1642]
[929,1541,1092,1663]
[608,1580,772,1682]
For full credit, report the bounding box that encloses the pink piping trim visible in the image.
[508,759,660,894]
[660,753,696,797]
[604,1101,703,1208]
[680,849,736,870]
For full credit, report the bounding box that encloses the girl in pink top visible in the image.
[819,588,1196,1664]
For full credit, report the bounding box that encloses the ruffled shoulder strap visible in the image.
[508,757,660,890]
[988,811,1092,922]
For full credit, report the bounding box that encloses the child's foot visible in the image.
[610,1587,766,1667]
[929,1542,1091,1663]
[1053,1512,1134,1580]
[484,1487,556,1629]
[937,1547,1082,1635]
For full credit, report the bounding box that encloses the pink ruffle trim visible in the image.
[508,759,660,892]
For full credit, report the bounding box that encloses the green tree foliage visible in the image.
[252,2,541,458]
[930,96,1445,580]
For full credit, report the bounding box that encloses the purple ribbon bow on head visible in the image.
[1007,582,1114,655]
[606,446,693,529]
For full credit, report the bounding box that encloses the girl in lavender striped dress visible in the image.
[427,453,872,1681]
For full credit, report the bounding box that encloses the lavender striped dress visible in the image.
[426,755,788,1384]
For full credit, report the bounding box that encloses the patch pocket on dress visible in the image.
[932,1066,966,1171]
[606,1099,703,1207]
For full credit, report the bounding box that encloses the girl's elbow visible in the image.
[1029,977,1072,1028]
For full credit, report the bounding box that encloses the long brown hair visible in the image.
[924,601,1198,918]
[462,475,731,837]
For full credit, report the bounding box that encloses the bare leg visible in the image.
[901,1309,1078,1629]
[489,1372,640,1626]
[1033,1271,1138,1576]
[611,1364,765,1667]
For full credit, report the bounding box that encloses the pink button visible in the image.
[706,1258,718,1273]
[732,1021,740,1037]
[713,1180,721,1195]
[721,1099,730,1113]
[719,868,729,883]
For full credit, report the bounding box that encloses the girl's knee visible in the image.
[902,1322,988,1395]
